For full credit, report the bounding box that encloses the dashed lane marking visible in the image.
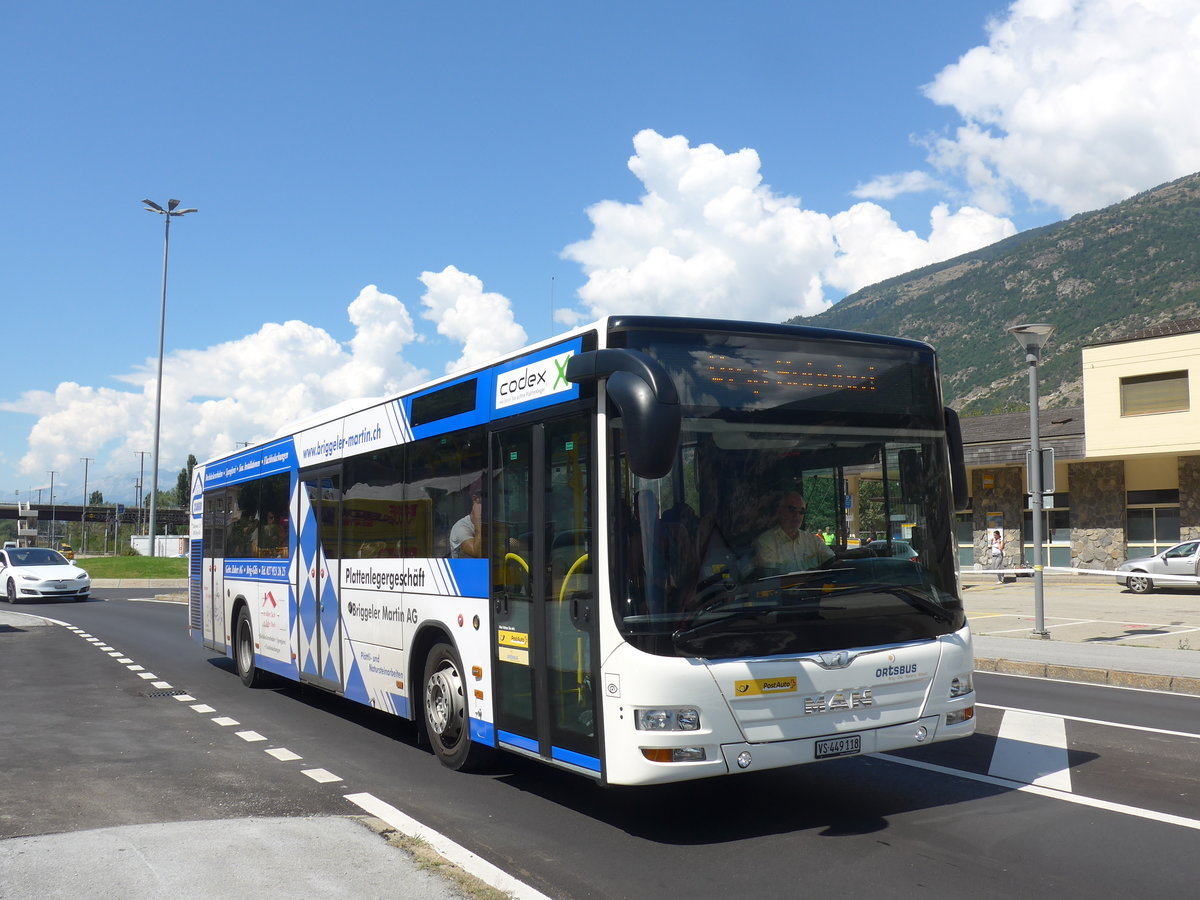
[302,768,342,783]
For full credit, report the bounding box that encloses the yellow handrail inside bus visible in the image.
[558,552,589,607]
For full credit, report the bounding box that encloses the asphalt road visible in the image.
[3,589,1199,899]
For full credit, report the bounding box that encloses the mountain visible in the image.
[791,172,1200,414]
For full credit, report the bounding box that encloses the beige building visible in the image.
[958,318,1200,570]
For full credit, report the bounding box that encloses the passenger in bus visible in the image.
[450,490,482,558]
[753,491,835,576]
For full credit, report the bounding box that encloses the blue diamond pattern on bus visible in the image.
[297,485,320,677]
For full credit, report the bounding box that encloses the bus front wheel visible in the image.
[422,641,490,771]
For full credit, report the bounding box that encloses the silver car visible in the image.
[1115,540,1200,594]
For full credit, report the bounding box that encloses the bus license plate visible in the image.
[815,734,861,759]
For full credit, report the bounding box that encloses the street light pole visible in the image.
[1008,323,1056,638]
[142,199,197,557]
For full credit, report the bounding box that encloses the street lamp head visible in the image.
[173,207,198,216]
[1007,322,1056,356]
[167,198,181,211]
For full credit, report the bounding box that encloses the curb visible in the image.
[976,656,1200,696]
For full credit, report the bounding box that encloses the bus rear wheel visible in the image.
[235,607,265,688]
[422,642,490,771]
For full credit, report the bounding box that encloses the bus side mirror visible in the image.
[944,407,969,511]
[567,349,681,479]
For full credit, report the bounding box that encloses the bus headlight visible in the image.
[949,674,974,698]
[635,707,701,731]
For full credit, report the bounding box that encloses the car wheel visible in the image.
[5,579,15,603]
[422,641,491,771]
[235,607,265,688]
[1127,574,1153,594]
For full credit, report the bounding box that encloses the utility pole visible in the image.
[135,451,149,535]
[80,457,94,555]
[48,470,57,549]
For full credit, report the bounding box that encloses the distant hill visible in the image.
[791,171,1200,414]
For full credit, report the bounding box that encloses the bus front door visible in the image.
[492,414,600,776]
[298,468,343,689]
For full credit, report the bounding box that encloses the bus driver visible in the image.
[753,491,835,576]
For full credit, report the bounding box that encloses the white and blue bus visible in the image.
[189,316,975,785]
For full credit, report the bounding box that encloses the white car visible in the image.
[1115,540,1200,594]
[0,547,91,602]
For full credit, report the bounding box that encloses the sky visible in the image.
[3,0,1200,507]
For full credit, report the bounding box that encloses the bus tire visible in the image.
[235,607,265,688]
[422,641,491,771]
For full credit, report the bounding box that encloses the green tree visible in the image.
[175,454,198,506]
[89,490,104,505]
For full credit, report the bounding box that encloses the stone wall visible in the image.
[1180,456,1200,542]
[972,468,1024,569]
[1068,460,1125,569]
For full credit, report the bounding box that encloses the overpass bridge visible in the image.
[0,503,189,527]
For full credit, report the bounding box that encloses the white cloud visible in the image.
[852,171,946,201]
[563,130,1015,321]
[2,283,515,500]
[419,265,528,375]
[923,0,1200,216]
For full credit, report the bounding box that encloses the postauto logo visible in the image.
[495,351,574,410]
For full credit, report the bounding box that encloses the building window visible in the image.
[1127,504,1180,555]
[1120,371,1189,416]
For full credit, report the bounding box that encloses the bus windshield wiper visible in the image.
[871,584,954,623]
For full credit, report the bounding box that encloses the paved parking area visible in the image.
[962,575,1200,650]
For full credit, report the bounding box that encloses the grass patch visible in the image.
[78,556,189,579]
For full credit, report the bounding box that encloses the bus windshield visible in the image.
[608,328,965,659]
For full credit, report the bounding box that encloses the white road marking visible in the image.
[190,704,216,714]
[979,668,1200,698]
[107,651,123,657]
[265,748,302,761]
[127,664,144,671]
[880,753,1200,831]
[988,709,1073,791]
[172,694,196,702]
[152,681,173,689]
[978,703,1200,740]
[138,672,157,680]
[211,717,239,726]
[235,730,267,742]
[346,792,554,900]
[301,768,341,783]
[117,657,133,664]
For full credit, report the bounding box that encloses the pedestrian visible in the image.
[988,529,1005,583]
